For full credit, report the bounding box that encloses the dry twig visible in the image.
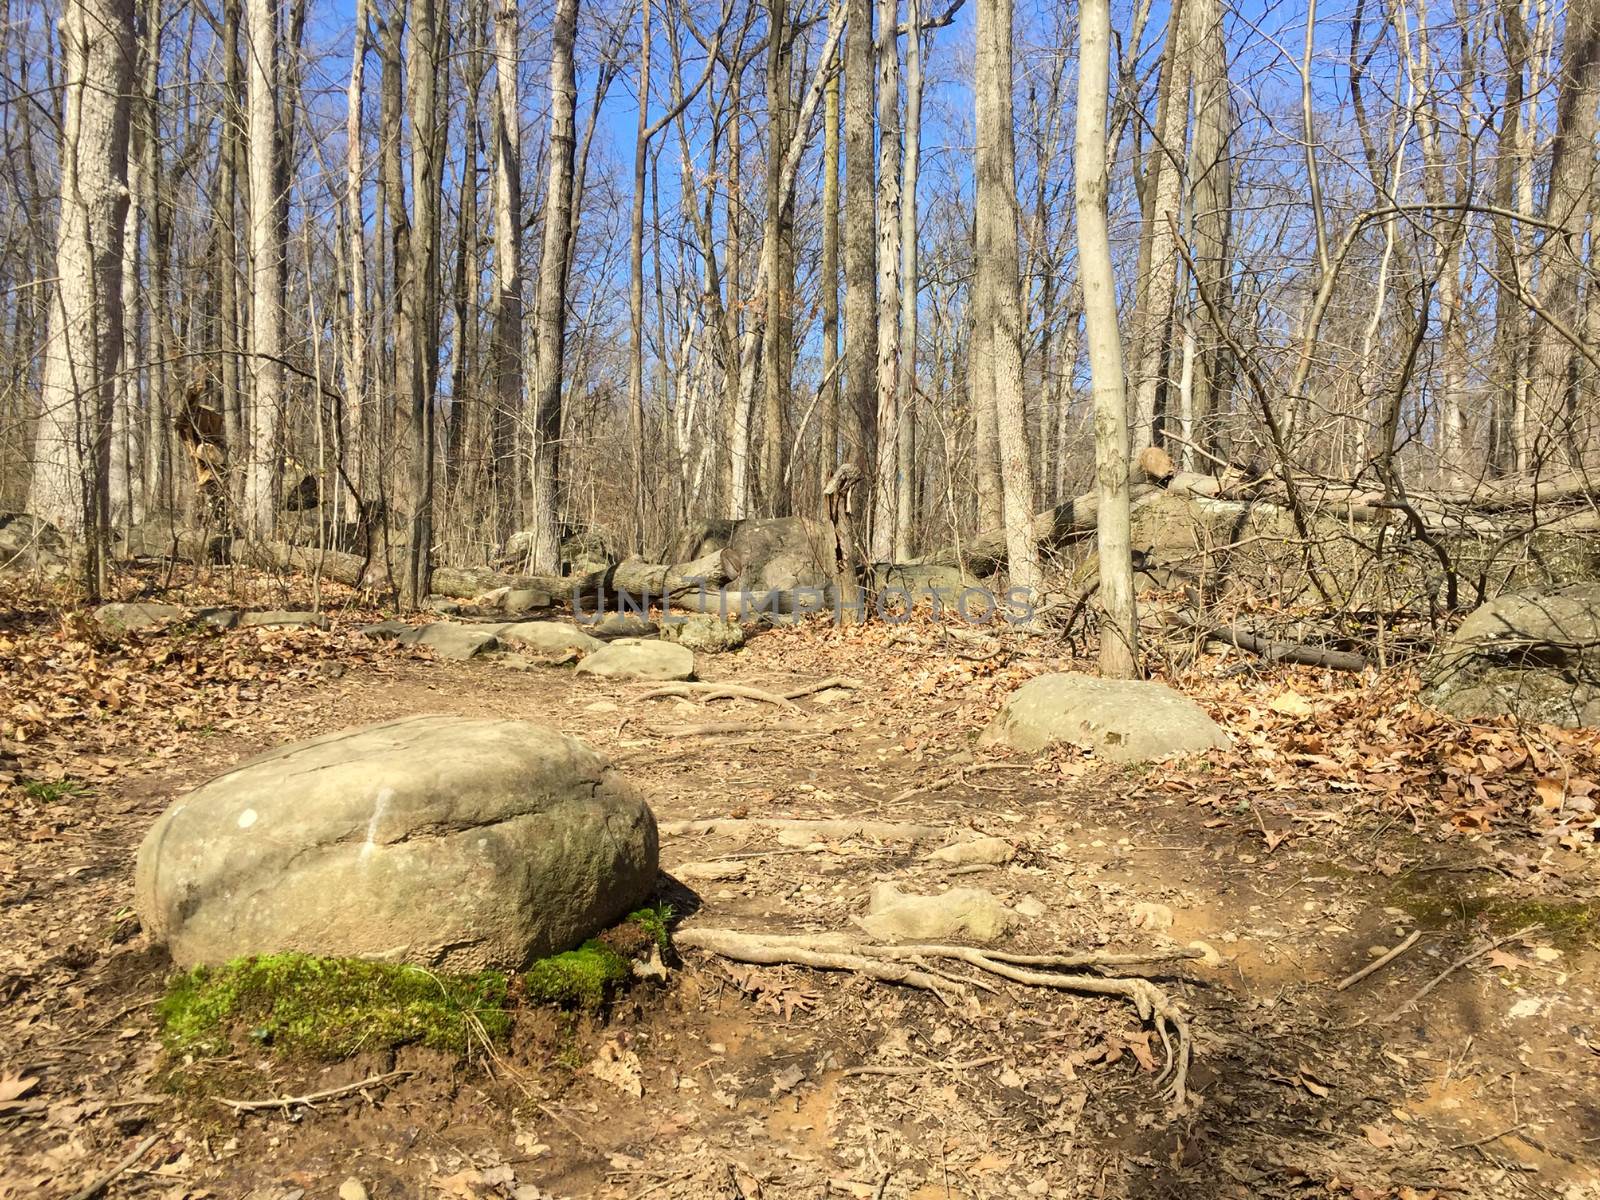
[213,1068,412,1114]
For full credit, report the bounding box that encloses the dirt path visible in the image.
[2,612,1598,1199]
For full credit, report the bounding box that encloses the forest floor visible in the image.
[2,569,1599,1200]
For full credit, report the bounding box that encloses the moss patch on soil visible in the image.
[158,954,512,1058]
[1388,879,1599,949]
[158,906,679,1057]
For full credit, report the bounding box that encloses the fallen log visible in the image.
[1171,608,1369,672]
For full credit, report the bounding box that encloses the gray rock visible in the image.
[589,612,659,641]
[413,622,498,660]
[0,513,70,575]
[857,884,1013,944]
[193,607,240,631]
[94,602,184,633]
[359,619,412,641]
[575,638,695,681]
[978,672,1228,762]
[241,610,331,631]
[498,621,604,659]
[662,614,746,653]
[134,715,660,970]
[503,587,553,613]
[1424,584,1600,726]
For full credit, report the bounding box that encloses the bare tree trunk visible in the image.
[760,0,792,517]
[842,0,876,472]
[975,0,1040,595]
[1524,0,1600,470]
[345,0,369,504]
[529,0,578,573]
[821,64,841,480]
[490,0,522,547]
[31,0,134,595]
[218,0,244,520]
[1076,0,1138,677]
[1187,0,1231,463]
[628,0,652,546]
[1129,0,1189,448]
[894,1,921,558]
[244,0,283,537]
[869,0,900,561]
[1489,0,1528,476]
[401,0,441,605]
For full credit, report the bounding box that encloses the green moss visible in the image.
[158,954,510,1058]
[627,903,674,951]
[523,941,630,1009]
[1387,880,1598,950]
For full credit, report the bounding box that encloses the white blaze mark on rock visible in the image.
[361,788,394,860]
[237,808,258,829]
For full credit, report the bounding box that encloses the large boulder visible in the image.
[135,716,659,970]
[575,638,695,681]
[979,672,1229,762]
[1424,585,1600,727]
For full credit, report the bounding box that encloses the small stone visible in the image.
[193,607,240,631]
[1130,901,1174,931]
[1014,895,1047,919]
[337,1180,370,1200]
[358,619,411,641]
[1368,944,1390,959]
[858,884,1014,944]
[673,860,748,882]
[1188,939,1223,967]
[926,836,1015,867]
[241,610,330,631]
[94,602,184,633]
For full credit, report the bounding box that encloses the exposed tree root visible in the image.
[636,675,863,709]
[659,817,952,842]
[674,928,1196,1105]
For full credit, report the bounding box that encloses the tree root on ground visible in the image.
[636,676,863,709]
[674,927,1196,1105]
[659,817,951,841]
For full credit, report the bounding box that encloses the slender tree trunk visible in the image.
[975,0,1040,595]
[529,0,578,573]
[345,0,369,503]
[32,0,134,596]
[821,65,841,480]
[401,0,441,604]
[1489,0,1527,476]
[628,0,652,545]
[894,0,921,558]
[842,0,876,469]
[760,0,791,516]
[1129,0,1189,448]
[1525,0,1600,470]
[218,0,244,519]
[1077,0,1138,677]
[1187,0,1231,463]
[870,0,900,560]
[244,0,283,537]
[490,0,522,546]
